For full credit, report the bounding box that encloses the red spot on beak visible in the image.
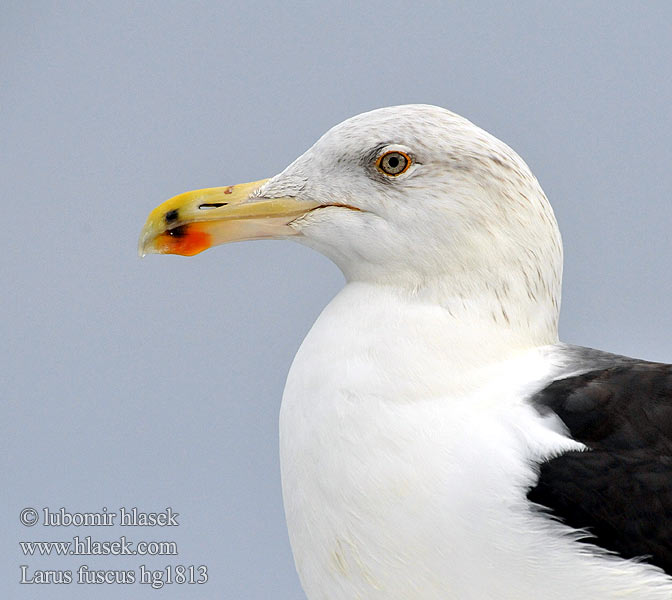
[156,225,212,256]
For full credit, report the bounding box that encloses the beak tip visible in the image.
[138,227,152,258]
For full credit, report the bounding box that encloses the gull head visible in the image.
[139,104,562,341]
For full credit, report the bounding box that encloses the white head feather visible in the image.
[261,104,562,346]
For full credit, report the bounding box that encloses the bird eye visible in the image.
[376,150,411,176]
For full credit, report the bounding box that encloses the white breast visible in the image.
[279,283,672,600]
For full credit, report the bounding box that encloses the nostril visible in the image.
[199,203,228,210]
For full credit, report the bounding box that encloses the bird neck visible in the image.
[345,266,560,353]
[301,281,557,402]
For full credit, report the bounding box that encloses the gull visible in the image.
[139,104,672,599]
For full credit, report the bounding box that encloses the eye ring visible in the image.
[376,150,412,177]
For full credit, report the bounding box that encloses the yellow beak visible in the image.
[138,179,321,257]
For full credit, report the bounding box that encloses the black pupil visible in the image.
[382,152,406,174]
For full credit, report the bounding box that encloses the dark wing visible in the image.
[529,361,672,574]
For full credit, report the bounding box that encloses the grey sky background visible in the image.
[2,2,671,598]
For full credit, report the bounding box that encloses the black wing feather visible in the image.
[529,361,672,573]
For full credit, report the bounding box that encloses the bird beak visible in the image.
[138,178,321,257]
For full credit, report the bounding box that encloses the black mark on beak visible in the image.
[167,225,187,238]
